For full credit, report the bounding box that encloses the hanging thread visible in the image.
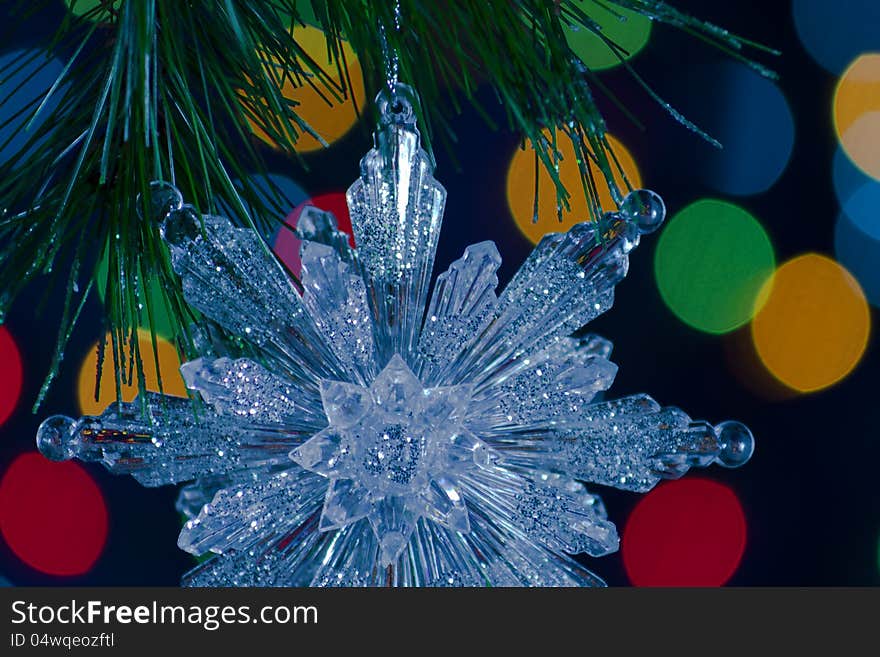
[379,0,402,96]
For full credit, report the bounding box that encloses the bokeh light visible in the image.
[0,50,65,166]
[649,59,794,197]
[563,2,652,71]
[95,249,175,338]
[653,199,776,334]
[77,330,187,416]
[837,113,880,182]
[835,181,880,307]
[66,0,119,22]
[622,478,747,586]
[246,26,366,153]
[832,141,875,206]
[0,327,23,427]
[274,191,354,278]
[219,173,307,226]
[506,131,641,245]
[833,54,880,182]
[751,254,870,392]
[701,62,794,195]
[793,0,880,74]
[283,2,319,28]
[0,453,108,576]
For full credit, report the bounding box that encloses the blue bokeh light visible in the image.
[841,179,880,241]
[793,0,880,74]
[702,61,795,196]
[217,172,307,229]
[0,49,65,165]
[834,180,880,306]
[832,143,871,207]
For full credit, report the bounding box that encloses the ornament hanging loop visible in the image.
[376,82,416,127]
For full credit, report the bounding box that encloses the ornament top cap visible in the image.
[376,82,417,127]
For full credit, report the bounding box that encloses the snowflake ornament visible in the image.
[36,84,754,587]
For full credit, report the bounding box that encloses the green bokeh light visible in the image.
[564,2,652,71]
[283,2,320,29]
[66,0,119,22]
[96,245,175,339]
[654,199,776,334]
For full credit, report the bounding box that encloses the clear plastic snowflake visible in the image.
[36,85,753,587]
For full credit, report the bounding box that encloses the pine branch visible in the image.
[0,0,773,410]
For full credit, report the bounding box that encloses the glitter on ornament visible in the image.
[37,84,753,587]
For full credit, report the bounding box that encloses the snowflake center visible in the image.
[290,353,486,563]
[358,421,428,493]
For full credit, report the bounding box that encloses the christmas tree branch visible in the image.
[0,0,773,410]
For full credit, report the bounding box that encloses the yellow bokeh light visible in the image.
[247,26,366,153]
[751,254,871,393]
[506,131,641,245]
[77,330,188,416]
[833,53,880,181]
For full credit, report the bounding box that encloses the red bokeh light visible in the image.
[274,191,355,278]
[622,478,747,586]
[0,453,108,576]
[0,326,23,426]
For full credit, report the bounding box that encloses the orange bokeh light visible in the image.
[246,26,366,153]
[833,53,880,181]
[506,131,641,245]
[751,254,870,393]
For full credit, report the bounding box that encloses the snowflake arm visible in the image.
[179,356,324,427]
[417,241,501,385]
[456,218,635,392]
[36,394,307,487]
[347,96,446,365]
[163,208,345,388]
[178,467,326,557]
[300,241,377,385]
[467,335,619,429]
